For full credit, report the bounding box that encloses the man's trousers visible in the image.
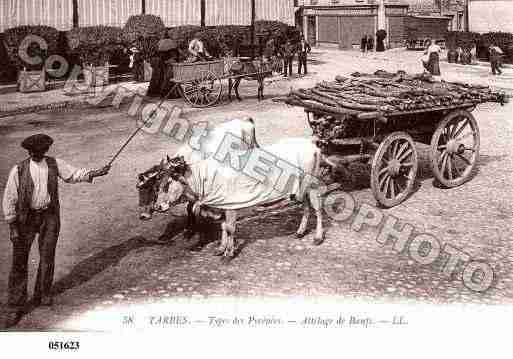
[8,209,60,311]
[491,59,502,75]
[298,54,308,75]
[283,57,293,77]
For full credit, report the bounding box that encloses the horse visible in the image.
[152,137,326,261]
[137,117,259,239]
[225,56,281,102]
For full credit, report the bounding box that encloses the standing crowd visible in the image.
[421,38,506,80]
[262,33,312,78]
[360,34,374,53]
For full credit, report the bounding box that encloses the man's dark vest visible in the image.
[16,156,60,225]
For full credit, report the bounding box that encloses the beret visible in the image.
[21,133,53,152]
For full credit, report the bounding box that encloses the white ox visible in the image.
[175,117,258,165]
[154,137,325,260]
[137,117,258,228]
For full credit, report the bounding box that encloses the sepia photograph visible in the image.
[0,0,511,356]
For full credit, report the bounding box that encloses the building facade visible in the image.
[468,0,513,33]
[405,0,466,31]
[296,0,409,49]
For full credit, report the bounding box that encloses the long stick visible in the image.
[107,84,179,167]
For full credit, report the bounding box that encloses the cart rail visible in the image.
[171,59,225,83]
[170,58,275,84]
[355,102,478,120]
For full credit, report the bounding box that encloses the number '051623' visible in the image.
[48,341,80,350]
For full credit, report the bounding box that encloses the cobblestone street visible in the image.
[1,48,512,330]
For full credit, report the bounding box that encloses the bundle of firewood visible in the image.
[273,70,508,147]
[275,70,507,116]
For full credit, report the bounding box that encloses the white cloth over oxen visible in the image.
[180,138,322,210]
[156,136,327,257]
[174,118,258,166]
[138,117,258,220]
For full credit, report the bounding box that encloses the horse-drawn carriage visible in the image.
[167,57,279,108]
[276,70,508,208]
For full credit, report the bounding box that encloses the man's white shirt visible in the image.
[2,159,92,223]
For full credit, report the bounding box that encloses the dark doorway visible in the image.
[307,16,316,45]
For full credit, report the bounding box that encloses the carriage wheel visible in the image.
[180,70,222,108]
[430,109,480,188]
[370,132,419,208]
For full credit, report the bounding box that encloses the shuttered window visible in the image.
[318,16,338,43]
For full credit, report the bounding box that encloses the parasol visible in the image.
[158,38,178,52]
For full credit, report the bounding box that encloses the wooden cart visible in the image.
[169,58,274,108]
[305,102,483,208]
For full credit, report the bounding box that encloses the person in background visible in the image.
[147,31,180,98]
[275,37,285,74]
[489,44,504,75]
[158,32,180,98]
[147,32,170,97]
[263,35,276,61]
[146,54,162,97]
[188,32,211,62]
[423,39,442,79]
[470,44,477,64]
[367,35,374,52]
[128,43,144,82]
[263,34,281,73]
[376,30,386,52]
[456,46,464,64]
[297,35,311,76]
[361,34,368,53]
[1,134,110,328]
[281,39,295,78]
[232,33,241,58]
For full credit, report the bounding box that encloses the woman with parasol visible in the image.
[147,31,181,98]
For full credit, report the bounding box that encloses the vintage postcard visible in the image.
[0,0,511,356]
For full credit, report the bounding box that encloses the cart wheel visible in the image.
[430,109,480,188]
[371,132,418,208]
[180,70,222,108]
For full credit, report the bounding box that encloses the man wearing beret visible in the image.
[1,134,110,327]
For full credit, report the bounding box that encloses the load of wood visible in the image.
[273,69,507,148]
[274,69,507,116]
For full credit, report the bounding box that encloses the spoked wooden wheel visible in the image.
[180,70,222,108]
[371,132,419,208]
[430,109,480,188]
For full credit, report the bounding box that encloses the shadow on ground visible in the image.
[51,236,166,297]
